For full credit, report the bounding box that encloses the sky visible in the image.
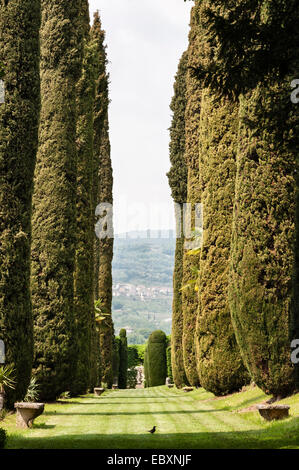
[89,0,192,234]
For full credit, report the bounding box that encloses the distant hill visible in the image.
[112,230,175,343]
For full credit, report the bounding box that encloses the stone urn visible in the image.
[112,384,119,390]
[257,404,290,421]
[14,402,45,429]
[94,387,105,396]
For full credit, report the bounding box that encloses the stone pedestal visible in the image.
[14,403,45,428]
[183,387,194,393]
[94,388,105,396]
[257,404,290,421]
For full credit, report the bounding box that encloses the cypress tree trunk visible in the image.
[118,329,128,389]
[181,6,201,387]
[196,90,249,395]
[229,77,299,397]
[31,0,83,401]
[167,52,189,388]
[73,4,99,395]
[0,0,40,407]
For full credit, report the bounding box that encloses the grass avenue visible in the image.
[2,386,299,449]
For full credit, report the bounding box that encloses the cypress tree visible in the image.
[167,52,189,388]
[144,345,149,388]
[112,336,120,385]
[147,330,167,387]
[31,0,83,400]
[97,116,114,388]
[0,0,40,407]
[229,77,299,397]
[92,12,114,389]
[118,329,128,389]
[196,88,249,395]
[73,3,99,395]
[181,5,201,387]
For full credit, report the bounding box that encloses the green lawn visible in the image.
[2,385,299,449]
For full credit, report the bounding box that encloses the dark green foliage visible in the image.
[181,6,201,388]
[0,427,7,449]
[118,329,128,389]
[167,52,189,388]
[92,12,114,389]
[229,77,299,397]
[0,0,40,407]
[147,330,167,387]
[193,0,299,98]
[73,2,97,396]
[166,346,173,383]
[144,345,149,388]
[112,336,120,384]
[31,0,83,401]
[196,90,249,395]
[128,346,141,369]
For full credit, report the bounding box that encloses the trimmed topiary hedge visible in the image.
[118,329,128,389]
[147,330,167,387]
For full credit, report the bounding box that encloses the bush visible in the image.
[127,346,140,369]
[147,330,167,387]
[127,368,138,389]
[118,329,128,389]
[0,428,7,449]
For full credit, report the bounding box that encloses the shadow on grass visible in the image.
[43,409,229,417]
[6,420,299,449]
[32,423,56,430]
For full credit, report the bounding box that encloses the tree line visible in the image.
[0,0,114,407]
[169,0,299,399]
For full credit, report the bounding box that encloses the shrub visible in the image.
[127,368,138,389]
[118,329,128,389]
[147,330,167,387]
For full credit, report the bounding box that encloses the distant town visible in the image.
[113,283,173,301]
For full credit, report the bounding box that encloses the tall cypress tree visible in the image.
[167,51,189,388]
[229,77,299,397]
[0,0,40,407]
[92,12,114,389]
[31,0,83,400]
[194,0,299,397]
[73,2,99,395]
[196,89,249,395]
[97,116,114,388]
[181,5,201,387]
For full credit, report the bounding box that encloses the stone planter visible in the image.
[14,403,45,429]
[183,387,194,393]
[94,387,105,396]
[257,404,290,421]
[112,385,118,390]
[0,391,5,411]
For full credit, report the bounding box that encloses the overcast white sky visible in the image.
[89,0,192,234]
